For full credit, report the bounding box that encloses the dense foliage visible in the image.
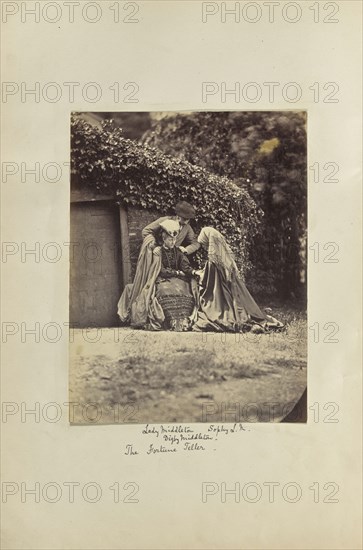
[71,115,262,272]
[142,112,307,299]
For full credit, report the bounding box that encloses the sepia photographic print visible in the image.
[69,111,307,424]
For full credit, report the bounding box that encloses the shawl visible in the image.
[196,227,266,326]
[197,227,238,282]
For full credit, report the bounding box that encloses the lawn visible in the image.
[69,305,307,424]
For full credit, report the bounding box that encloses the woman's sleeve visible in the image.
[183,225,201,255]
[142,216,168,241]
[178,251,194,277]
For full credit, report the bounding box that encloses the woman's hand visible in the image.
[192,269,204,280]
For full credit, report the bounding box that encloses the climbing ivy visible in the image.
[71,115,262,273]
[142,111,307,299]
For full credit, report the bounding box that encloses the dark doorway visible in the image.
[70,201,122,327]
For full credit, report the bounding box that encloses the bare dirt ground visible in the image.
[69,306,307,424]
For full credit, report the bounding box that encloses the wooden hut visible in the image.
[70,178,158,327]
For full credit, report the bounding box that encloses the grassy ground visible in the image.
[69,305,306,424]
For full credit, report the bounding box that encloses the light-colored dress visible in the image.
[193,227,284,332]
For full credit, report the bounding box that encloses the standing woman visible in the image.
[193,227,283,332]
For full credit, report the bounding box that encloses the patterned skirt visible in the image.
[155,277,195,331]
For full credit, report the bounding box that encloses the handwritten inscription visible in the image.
[124,423,248,456]
[125,444,138,455]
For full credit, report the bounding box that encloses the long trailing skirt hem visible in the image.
[192,262,284,333]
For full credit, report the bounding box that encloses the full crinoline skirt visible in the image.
[192,262,284,333]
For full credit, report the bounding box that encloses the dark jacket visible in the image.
[159,246,194,278]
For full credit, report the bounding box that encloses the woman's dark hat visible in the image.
[175,201,196,219]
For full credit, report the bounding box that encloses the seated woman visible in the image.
[117,220,198,331]
[193,227,284,333]
[154,222,199,331]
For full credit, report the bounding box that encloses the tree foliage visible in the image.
[142,111,307,299]
[71,115,262,272]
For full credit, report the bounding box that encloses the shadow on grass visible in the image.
[103,350,271,401]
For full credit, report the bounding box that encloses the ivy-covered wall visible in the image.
[71,115,262,274]
[142,111,307,300]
